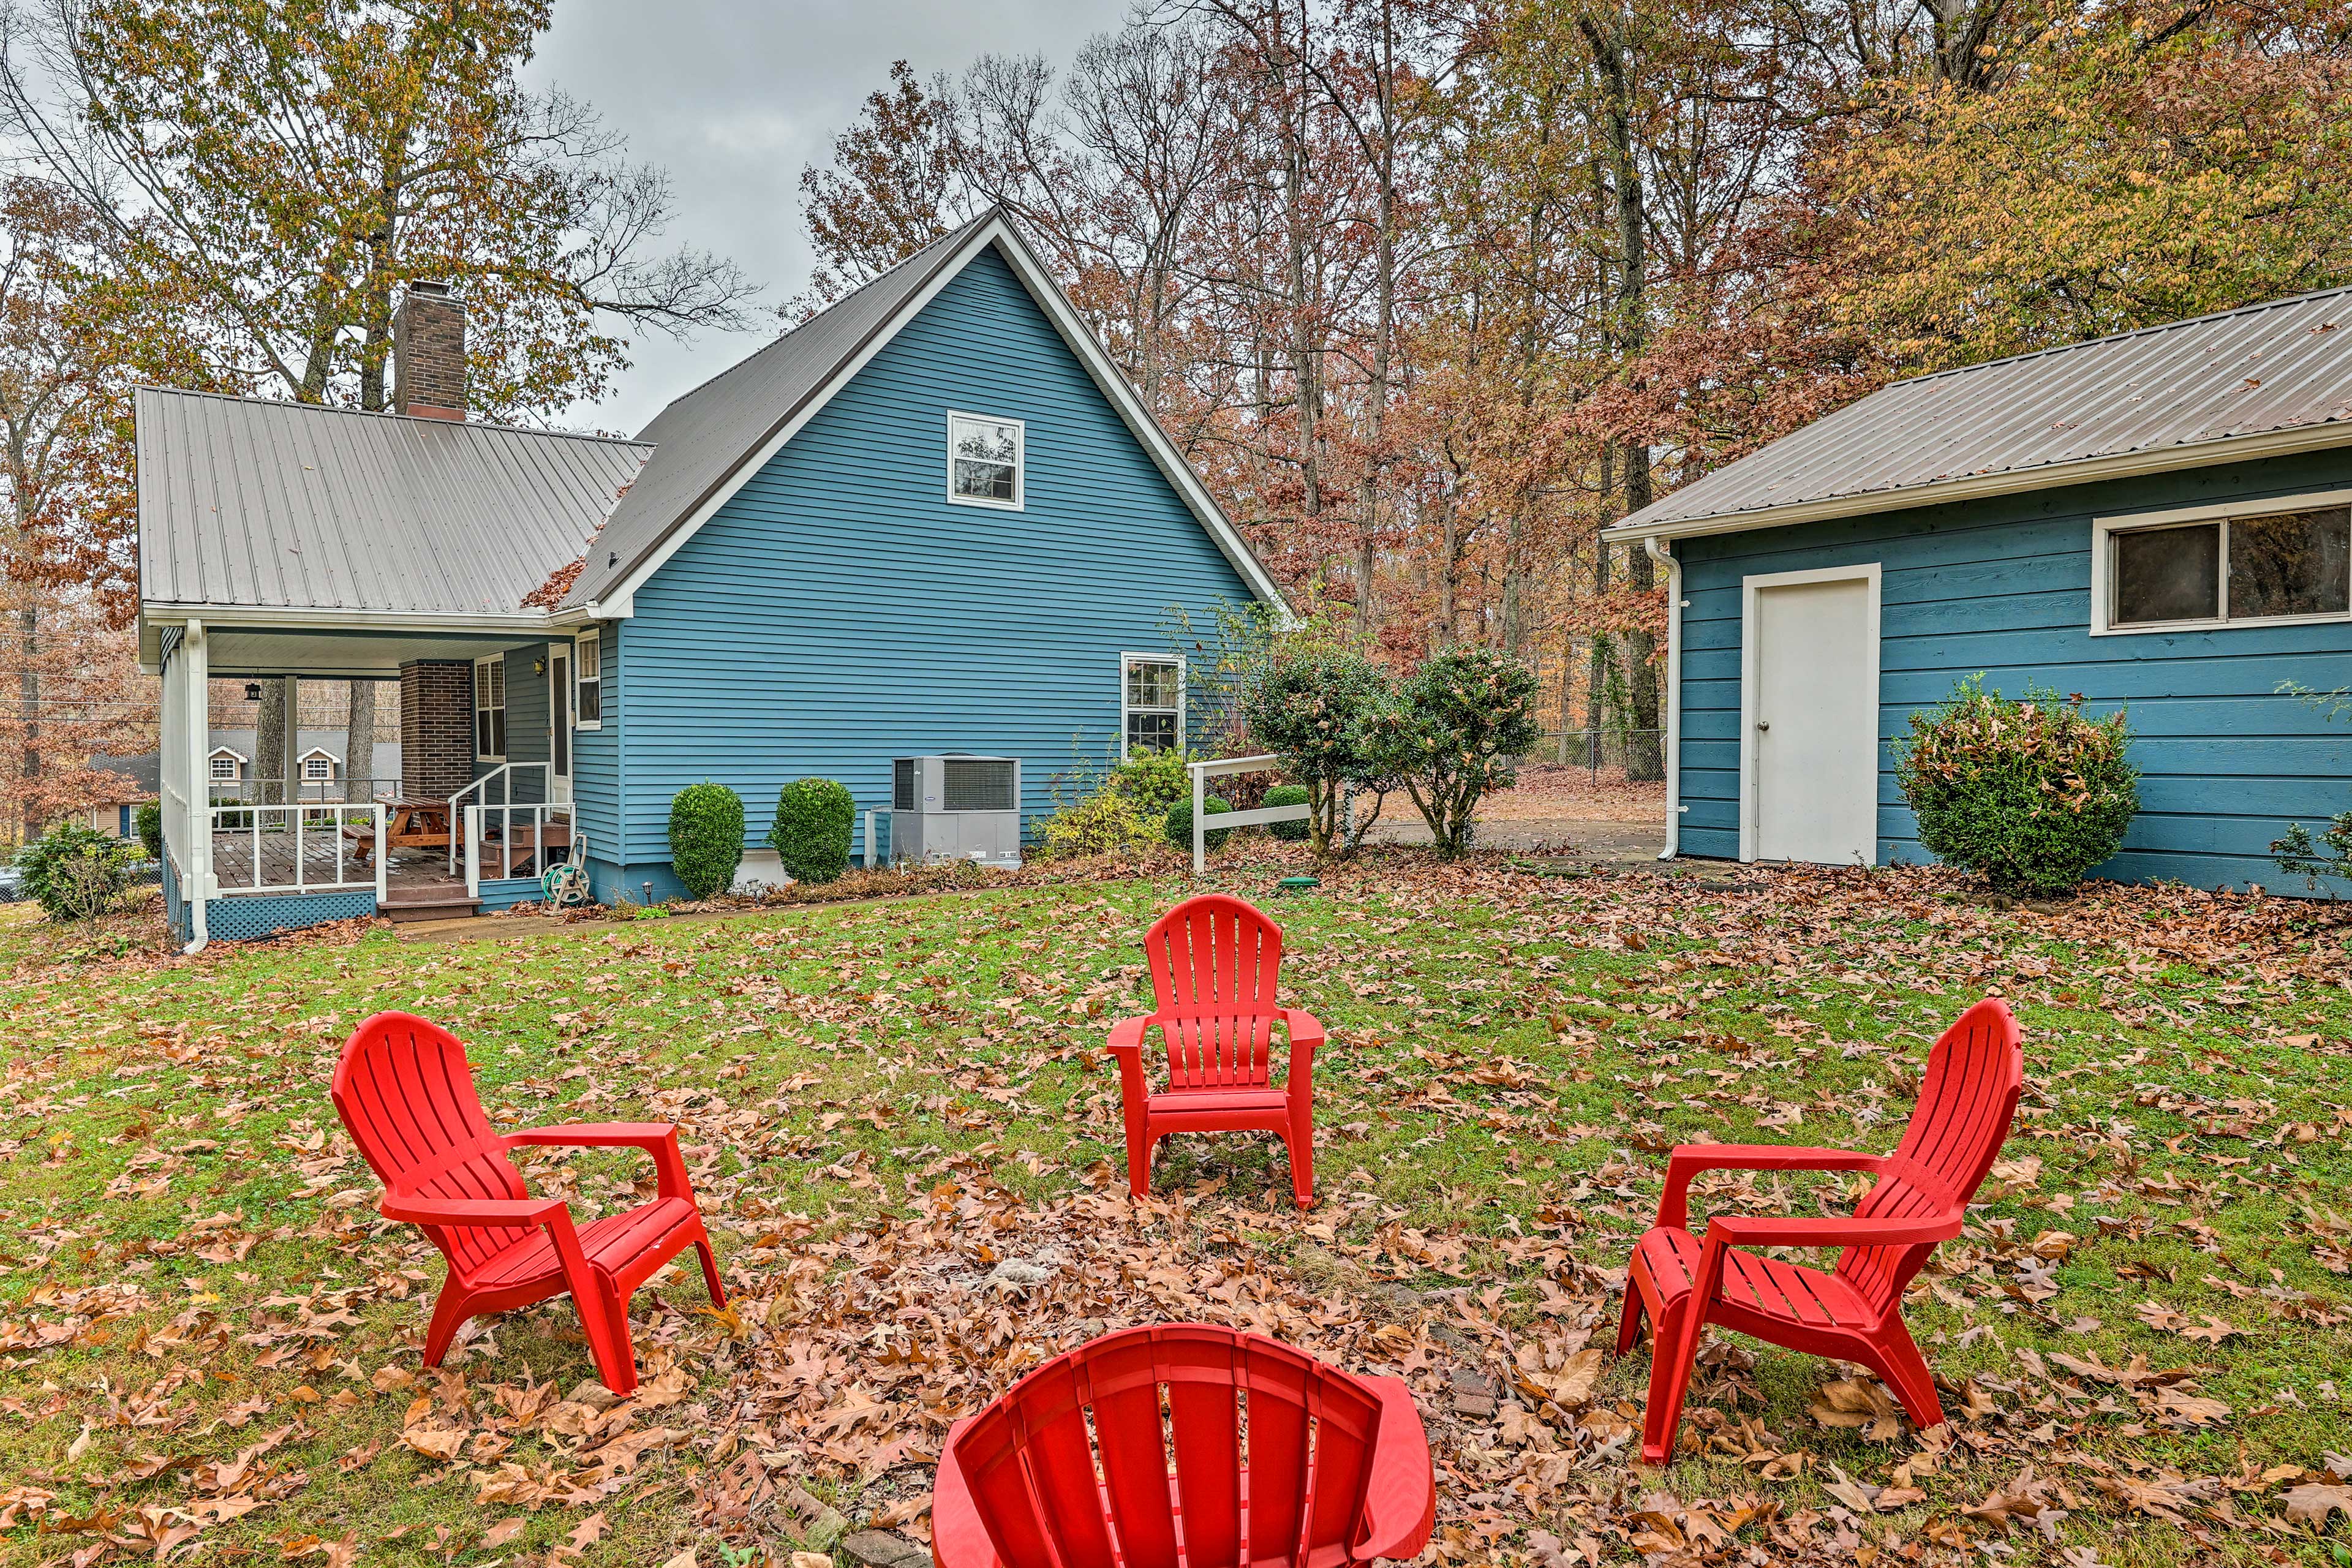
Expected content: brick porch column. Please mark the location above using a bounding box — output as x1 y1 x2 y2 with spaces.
399 660 475 801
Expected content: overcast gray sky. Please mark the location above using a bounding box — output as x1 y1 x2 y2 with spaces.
524 0 1126 436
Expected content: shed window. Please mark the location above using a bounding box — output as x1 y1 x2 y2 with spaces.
1122 654 1182 757
948 412 1022 508
474 657 507 760
209 754 238 781
2110 506 2351 628
302 754 334 781
575 630 602 727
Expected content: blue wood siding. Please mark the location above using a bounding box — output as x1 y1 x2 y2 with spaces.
573 625 620 870
1675 448 2352 892
599 244 1260 890
496 646 549 803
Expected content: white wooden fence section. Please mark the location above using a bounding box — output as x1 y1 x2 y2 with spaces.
1187 754 1311 875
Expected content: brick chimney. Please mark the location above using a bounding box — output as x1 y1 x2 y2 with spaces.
393 279 466 420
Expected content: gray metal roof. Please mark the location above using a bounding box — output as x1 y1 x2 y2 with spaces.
1612 285 2352 538
559 213 995 609
137 388 649 614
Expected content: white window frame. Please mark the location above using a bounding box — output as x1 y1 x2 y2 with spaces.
1120 652 1185 760
473 655 507 761
946 411 1024 511
299 749 336 782
573 630 602 729
2092 486 2352 636
208 749 243 782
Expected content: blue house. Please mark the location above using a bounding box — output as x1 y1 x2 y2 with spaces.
1609 287 2352 892
136 212 1286 944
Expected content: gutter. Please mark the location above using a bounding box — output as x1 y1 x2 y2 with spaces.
1604 419 2352 546
1644 538 1683 861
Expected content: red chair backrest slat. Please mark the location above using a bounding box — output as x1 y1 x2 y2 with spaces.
1839 997 2023 1310
331 1012 533 1281
951 1324 1386 1568
1144 895 1283 1091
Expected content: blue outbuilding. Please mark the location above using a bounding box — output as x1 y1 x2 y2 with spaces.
135 211 1286 943
1610 288 2352 892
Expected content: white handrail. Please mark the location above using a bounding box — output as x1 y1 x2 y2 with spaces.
203 801 384 896
1187 755 1311 875
464 801 574 899
448 761 549 873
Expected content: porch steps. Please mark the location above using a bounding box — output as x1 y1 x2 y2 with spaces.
380 889 482 925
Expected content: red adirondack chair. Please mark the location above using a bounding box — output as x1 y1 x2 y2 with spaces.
932 1323 1434 1568
330 1011 724 1397
1616 997 2022 1464
1109 894 1322 1208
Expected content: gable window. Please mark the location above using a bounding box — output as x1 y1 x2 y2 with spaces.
474 656 507 760
948 412 1022 508
301 753 334 782
1121 653 1182 757
575 630 602 728
209 753 239 782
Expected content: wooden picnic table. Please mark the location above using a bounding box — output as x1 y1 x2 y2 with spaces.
347 799 453 866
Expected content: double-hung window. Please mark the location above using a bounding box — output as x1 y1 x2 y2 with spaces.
1121 653 1183 756
301 753 334 782
948 412 1022 508
474 656 507 760
209 753 238 782
2097 494 2352 633
575 630 602 727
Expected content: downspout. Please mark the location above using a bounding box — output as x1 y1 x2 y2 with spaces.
183 618 210 953
1643 537 1683 861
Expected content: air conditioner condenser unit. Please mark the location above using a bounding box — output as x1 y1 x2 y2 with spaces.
890 755 1023 869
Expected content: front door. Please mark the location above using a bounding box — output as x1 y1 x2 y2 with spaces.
1748 569 1878 865
548 644 573 804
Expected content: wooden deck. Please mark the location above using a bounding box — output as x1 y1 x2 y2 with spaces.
208 834 554 897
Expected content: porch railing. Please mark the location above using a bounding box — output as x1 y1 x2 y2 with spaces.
205 801 386 900
463 801 576 899
449 762 550 874
214 775 402 807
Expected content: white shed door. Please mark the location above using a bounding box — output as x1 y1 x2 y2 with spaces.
1751 574 1877 865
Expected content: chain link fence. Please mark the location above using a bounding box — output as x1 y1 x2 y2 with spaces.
1521 729 1667 783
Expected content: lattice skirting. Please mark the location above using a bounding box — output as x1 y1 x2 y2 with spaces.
205 890 377 942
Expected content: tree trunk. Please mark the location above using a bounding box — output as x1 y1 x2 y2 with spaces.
1582 11 1664 783
256 677 288 806
345 679 376 799
1352 0 1397 644
17 603 36 843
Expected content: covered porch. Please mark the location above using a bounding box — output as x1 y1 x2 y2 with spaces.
156 617 585 945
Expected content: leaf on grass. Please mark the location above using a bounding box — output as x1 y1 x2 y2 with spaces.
2283 1483 2352 1527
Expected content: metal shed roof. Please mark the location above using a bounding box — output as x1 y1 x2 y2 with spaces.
137 388 649 616
1610 286 2352 540
557 213 993 610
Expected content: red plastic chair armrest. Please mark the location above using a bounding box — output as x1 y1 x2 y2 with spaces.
1706 1213 1962 1249
1106 1015 1152 1054
505 1120 679 1148
1281 1008 1322 1093
929 1417 1001 1568
1657 1144 1887 1229
505 1121 691 1199
1354 1375 1436 1562
380 1194 568 1228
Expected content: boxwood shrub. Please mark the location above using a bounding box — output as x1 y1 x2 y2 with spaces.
134 802 162 859
668 782 746 899
1262 784 1310 842
1893 676 2138 896
1163 794 1233 851
770 778 855 884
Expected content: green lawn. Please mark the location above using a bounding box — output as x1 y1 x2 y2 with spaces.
2 854 2349 1566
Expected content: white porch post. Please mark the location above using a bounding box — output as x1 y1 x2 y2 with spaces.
1191 758 1207 877
182 620 211 950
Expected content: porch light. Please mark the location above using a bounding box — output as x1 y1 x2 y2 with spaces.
533 657 546 676
243 682 261 701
